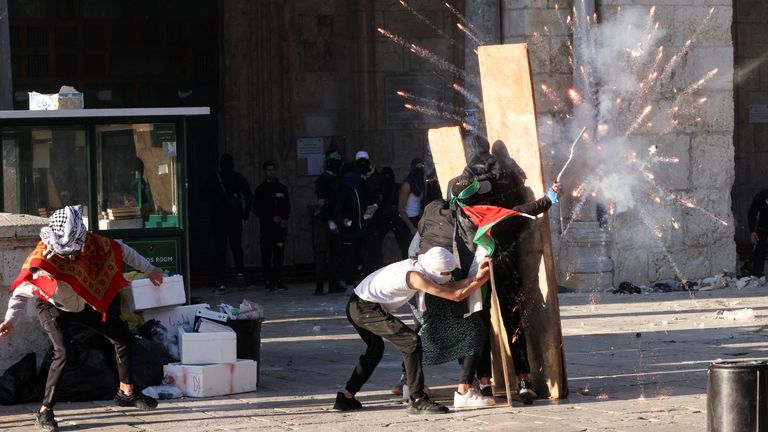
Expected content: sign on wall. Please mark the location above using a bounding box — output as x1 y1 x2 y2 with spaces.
296 137 325 176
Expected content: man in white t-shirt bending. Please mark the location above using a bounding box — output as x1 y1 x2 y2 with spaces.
333 247 490 414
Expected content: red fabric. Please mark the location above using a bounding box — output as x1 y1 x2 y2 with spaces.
10 233 129 319
461 205 528 229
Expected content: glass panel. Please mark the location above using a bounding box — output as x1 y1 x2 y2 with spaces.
0 126 89 226
95 123 179 230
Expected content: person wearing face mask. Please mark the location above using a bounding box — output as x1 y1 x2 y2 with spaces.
0 206 164 432
407 163 562 407
355 151 389 274
395 158 427 258
313 149 345 295
333 247 491 414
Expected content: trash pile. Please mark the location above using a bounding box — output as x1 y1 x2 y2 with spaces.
612 273 767 295
0 273 264 404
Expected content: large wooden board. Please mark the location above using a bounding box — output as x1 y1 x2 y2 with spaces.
478 43 568 399
427 126 466 198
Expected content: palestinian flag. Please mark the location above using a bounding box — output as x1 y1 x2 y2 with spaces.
461 205 535 256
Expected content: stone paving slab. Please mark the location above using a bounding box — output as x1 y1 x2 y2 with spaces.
2 283 768 431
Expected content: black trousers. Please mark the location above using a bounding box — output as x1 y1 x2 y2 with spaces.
345 295 425 398
36 300 133 409
752 226 768 277
476 287 530 379
312 217 338 285
260 222 286 284
339 231 363 285
214 218 244 284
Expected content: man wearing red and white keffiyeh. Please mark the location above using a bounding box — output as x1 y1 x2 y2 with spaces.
0 205 164 432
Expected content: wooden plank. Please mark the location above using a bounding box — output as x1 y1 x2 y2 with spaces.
489 263 514 406
427 126 466 198
478 43 568 399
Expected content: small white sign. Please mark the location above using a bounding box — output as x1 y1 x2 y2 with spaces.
297 137 325 176
749 104 768 123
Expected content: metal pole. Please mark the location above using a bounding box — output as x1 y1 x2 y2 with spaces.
0 0 12 110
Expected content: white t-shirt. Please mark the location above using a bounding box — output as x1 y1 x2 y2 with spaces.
354 258 423 312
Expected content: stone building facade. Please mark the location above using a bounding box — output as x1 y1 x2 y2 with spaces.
1 0 747 289
216 0 738 289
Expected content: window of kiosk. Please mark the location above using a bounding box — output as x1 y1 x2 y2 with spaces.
1 126 89 226
95 123 179 230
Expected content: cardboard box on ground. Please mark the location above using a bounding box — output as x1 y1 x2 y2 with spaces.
122 279 263 398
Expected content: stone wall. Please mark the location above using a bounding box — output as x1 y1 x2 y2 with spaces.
0 214 49 373
602 0 736 285
733 0 768 250
493 1 735 288
219 0 466 268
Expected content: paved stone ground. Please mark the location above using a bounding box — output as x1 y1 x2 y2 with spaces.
2 283 767 431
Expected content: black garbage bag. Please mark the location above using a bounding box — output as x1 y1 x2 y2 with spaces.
0 353 41 404
131 338 174 390
38 324 119 402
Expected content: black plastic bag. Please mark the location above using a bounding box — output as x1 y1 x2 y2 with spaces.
38 324 119 402
131 338 174 390
0 353 41 404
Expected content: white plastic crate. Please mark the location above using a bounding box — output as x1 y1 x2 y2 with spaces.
163 359 257 397
178 326 237 365
125 274 186 311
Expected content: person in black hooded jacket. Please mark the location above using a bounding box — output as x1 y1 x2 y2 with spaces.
253 161 291 291
206 153 252 294
335 163 368 290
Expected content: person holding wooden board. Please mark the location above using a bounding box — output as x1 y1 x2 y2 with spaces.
333 246 490 414
408 160 561 406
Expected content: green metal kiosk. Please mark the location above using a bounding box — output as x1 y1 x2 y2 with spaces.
0 107 210 297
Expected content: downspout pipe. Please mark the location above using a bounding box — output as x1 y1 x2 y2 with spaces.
0 0 13 110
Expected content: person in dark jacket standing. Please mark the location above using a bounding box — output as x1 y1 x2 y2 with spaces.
748 189 768 277
207 153 252 294
335 163 368 292
254 161 291 291
314 149 344 295
356 151 388 274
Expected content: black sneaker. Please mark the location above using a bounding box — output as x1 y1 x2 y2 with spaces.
479 385 493 397
518 380 537 405
34 408 58 432
333 392 362 411
115 390 158 410
406 395 449 414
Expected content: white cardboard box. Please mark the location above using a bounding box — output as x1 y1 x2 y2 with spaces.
178 327 236 365
163 359 257 397
126 275 186 311
142 303 210 330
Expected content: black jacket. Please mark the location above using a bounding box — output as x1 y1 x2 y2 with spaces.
315 171 341 222
206 169 252 221
254 179 291 222
748 189 768 233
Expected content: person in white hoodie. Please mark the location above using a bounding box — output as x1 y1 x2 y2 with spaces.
0 206 164 432
332 246 490 414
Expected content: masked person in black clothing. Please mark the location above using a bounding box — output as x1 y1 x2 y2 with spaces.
335 163 368 292
314 149 344 295
207 153 252 294
356 151 388 274
748 189 768 277
254 161 291 291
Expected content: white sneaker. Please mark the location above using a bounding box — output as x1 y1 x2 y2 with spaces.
453 388 495 408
